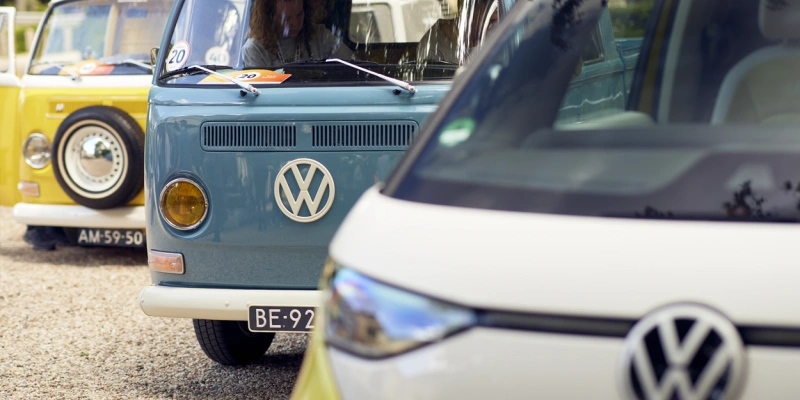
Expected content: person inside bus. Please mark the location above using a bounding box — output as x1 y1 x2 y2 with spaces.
242 0 353 67
417 0 499 65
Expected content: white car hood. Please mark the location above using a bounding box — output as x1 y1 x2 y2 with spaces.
330 187 800 327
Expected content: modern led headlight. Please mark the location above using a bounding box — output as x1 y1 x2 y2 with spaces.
323 265 476 358
159 178 208 230
22 133 51 169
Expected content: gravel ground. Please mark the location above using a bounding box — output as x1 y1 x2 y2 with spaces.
0 207 307 399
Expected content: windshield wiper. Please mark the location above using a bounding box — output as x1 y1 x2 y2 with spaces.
32 61 81 81
277 59 380 67
106 59 153 71
326 58 416 94
159 64 260 97
159 64 231 81
404 59 460 66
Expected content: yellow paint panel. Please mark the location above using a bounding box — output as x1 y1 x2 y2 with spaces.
18 86 149 206
48 98 149 117
0 84 20 206
290 330 341 400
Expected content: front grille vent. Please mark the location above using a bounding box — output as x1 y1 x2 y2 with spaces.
312 122 418 148
202 123 297 150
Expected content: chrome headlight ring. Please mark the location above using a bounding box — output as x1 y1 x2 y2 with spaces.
158 177 209 231
22 133 51 169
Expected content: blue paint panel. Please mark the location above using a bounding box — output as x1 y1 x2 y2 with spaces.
145 85 447 289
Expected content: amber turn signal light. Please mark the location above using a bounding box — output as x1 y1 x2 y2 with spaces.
148 250 185 274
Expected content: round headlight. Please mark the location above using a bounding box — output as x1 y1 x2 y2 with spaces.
159 178 208 230
22 133 51 169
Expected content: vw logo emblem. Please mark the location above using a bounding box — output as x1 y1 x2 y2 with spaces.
274 158 335 223
619 304 745 400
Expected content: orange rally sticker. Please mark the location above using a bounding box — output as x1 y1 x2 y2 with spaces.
198 70 291 85
59 60 115 76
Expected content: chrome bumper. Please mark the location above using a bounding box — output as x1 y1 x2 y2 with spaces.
13 203 145 229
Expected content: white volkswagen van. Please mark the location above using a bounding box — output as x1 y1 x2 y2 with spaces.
293 0 800 398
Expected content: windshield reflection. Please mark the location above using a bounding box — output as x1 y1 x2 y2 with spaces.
161 0 504 84
30 0 172 76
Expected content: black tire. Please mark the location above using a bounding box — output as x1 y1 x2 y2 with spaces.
193 319 276 365
51 106 144 209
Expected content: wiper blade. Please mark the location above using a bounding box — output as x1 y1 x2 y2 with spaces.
160 65 259 97
273 58 380 67
326 58 416 94
105 59 153 71
405 59 460 66
159 64 233 81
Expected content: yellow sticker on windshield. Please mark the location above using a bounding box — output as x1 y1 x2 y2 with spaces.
198 70 292 85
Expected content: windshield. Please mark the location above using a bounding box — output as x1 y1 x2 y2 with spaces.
159 0 502 85
30 0 173 76
389 0 800 222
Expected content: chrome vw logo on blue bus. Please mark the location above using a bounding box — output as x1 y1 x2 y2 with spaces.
274 158 336 223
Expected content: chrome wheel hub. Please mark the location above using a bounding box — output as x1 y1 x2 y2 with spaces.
79 136 114 177
63 125 125 193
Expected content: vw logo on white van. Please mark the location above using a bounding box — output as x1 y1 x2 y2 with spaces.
619 304 745 400
274 158 336 223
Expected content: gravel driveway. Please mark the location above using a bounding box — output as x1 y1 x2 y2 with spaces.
0 207 307 399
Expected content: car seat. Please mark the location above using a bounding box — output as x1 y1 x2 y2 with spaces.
711 0 800 124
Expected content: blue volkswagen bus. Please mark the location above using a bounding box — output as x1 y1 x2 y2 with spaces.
138 0 507 364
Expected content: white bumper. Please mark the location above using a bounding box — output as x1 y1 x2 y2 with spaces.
12 203 145 229
138 285 322 321
327 328 800 399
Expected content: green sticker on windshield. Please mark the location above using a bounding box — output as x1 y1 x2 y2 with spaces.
438 118 475 147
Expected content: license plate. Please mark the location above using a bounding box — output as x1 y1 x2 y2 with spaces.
76 228 146 248
248 306 316 333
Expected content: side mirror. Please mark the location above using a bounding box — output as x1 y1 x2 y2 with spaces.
572 56 583 79
150 47 159 67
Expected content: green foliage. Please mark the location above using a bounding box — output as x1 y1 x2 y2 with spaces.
609 0 655 39
0 0 48 11
15 25 25 53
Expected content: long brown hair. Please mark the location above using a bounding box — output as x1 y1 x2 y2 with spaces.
249 0 327 54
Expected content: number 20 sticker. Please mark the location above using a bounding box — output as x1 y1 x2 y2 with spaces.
236 72 261 80
166 41 190 72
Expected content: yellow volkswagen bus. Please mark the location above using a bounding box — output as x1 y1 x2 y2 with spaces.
0 0 172 250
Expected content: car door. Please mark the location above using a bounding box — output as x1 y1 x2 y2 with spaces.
0 7 21 206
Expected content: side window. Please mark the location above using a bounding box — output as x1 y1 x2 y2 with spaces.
0 14 8 73
349 6 392 43
349 0 439 44
555 3 652 128
114 2 174 59
581 26 604 66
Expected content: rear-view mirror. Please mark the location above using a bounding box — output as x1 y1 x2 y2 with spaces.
150 47 159 67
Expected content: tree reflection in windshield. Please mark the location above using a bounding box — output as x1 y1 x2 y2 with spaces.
551 0 586 51
724 181 770 219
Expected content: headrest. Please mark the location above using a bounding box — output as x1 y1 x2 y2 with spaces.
760 0 800 41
